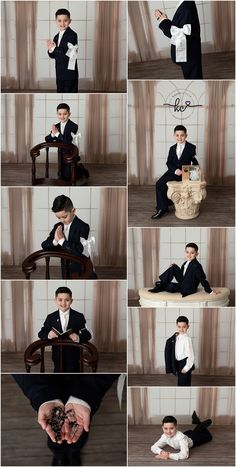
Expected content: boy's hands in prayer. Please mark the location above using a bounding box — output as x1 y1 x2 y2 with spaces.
51 124 58 135
64 403 90 444
54 225 64 242
154 9 168 21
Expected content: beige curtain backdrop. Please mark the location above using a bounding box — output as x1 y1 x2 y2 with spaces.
84 94 108 162
1 282 33 352
97 188 126 267
1 1 38 90
129 228 160 300
197 388 234 425
1 188 33 266
92 281 125 352
93 1 123 91
204 81 232 185
212 1 235 52
129 388 235 425
129 81 157 185
207 228 227 286
128 1 158 62
129 308 157 374
199 309 234 376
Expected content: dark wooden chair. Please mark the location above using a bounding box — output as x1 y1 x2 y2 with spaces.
22 250 97 279
24 339 99 373
30 141 87 186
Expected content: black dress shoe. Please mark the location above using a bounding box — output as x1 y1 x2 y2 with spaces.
52 457 70 466
192 410 201 425
151 209 168 219
148 281 165 293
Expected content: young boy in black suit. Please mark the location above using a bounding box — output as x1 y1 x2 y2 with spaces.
151 414 212 460
149 242 218 297
47 8 78 92
13 374 119 466
38 286 92 372
151 125 198 219
41 194 96 279
155 1 203 79
165 316 194 386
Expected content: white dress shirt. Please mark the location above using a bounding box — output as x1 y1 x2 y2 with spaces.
151 430 193 460
59 308 70 332
175 333 195 372
183 260 190 276
176 142 186 159
53 218 74 247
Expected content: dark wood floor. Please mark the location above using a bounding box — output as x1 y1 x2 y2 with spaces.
2 352 127 374
1 265 126 280
128 425 234 466
128 185 235 227
1 374 127 466
128 374 235 387
1 163 127 187
128 51 235 80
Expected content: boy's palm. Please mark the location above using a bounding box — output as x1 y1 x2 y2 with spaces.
64 403 90 443
38 402 65 443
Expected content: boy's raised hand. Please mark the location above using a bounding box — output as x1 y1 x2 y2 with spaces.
51 124 58 135
64 403 90 444
154 9 168 21
46 39 56 50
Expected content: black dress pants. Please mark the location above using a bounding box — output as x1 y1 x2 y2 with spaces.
180 60 203 79
159 264 182 292
155 172 181 210
184 427 212 446
175 358 192 386
56 79 78 93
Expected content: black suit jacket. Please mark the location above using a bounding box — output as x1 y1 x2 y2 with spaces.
48 27 78 80
13 375 119 414
159 1 202 65
45 120 78 145
165 333 195 375
38 308 91 342
166 141 198 175
179 258 212 296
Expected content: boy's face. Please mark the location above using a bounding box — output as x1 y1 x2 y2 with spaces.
176 321 189 334
174 130 187 144
55 293 73 312
55 208 75 225
185 246 198 261
162 422 177 438
56 14 71 31
57 109 70 123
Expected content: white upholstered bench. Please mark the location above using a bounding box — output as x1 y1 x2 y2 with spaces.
139 287 230 307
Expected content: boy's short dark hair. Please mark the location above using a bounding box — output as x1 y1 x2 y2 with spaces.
176 316 189 325
55 287 72 297
174 125 187 134
185 242 198 252
162 416 177 425
57 103 70 112
52 195 74 213
55 9 70 18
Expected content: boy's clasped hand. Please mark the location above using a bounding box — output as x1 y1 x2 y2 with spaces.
38 402 90 444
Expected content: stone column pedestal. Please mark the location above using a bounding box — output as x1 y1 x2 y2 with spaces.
167 180 207 220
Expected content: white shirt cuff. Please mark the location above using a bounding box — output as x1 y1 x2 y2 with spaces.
53 131 60 138
49 46 56 53
58 238 65 246
210 291 214 294
39 399 64 410
65 396 91 411
53 239 58 246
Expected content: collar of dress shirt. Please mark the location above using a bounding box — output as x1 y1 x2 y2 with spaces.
177 142 186 149
177 332 188 339
59 308 70 317
63 217 74 231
